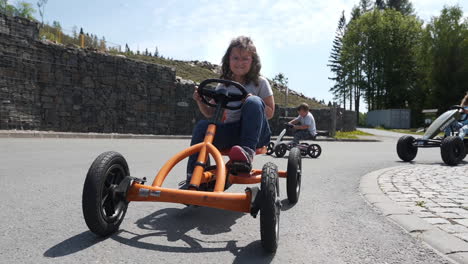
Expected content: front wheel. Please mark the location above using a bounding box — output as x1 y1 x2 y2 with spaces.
275 143 287 158
287 148 302 203
441 136 465 166
82 151 130 237
307 144 322 158
396 136 418 162
260 162 280 253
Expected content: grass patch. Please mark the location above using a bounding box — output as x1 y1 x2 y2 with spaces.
334 130 374 139
374 126 424 135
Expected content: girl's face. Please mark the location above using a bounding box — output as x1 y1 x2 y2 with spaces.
229 47 252 80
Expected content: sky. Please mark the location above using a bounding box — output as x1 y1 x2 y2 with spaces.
11 0 467 110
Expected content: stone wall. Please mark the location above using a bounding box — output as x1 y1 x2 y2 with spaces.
0 14 356 135
1 14 177 134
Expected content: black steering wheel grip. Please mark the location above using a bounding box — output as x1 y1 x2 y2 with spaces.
197 79 248 110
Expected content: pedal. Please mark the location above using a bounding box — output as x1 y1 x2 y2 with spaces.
228 162 252 175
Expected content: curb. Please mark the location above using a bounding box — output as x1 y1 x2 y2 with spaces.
0 130 380 142
360 167 468 264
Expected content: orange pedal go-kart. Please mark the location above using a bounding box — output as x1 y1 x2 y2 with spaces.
81 79 302 253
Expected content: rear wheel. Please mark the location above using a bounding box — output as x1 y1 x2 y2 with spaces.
82 151 129 237
463 139 468 160
307 144 322 158
396 136 418 162
441 136 465 166
260 162 280 253
287 148 302 203
266 142 275 155
275 143 287 158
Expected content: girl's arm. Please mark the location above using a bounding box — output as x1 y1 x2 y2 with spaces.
197 101 215 118
263 95 275 120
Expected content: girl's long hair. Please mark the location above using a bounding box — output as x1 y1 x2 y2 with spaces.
461 92 468 106
220 36 261 86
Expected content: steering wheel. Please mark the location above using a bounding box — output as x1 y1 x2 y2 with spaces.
197 79 248 110
449 105 463 110
285 123 294 129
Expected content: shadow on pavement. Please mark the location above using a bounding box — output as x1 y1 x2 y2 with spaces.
43 231 104 258
396 160 468 166
44 206 276 262
280 198 297 211
112 206 274 262
231 240 275 264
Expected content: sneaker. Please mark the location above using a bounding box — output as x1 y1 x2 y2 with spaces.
228 145 254 164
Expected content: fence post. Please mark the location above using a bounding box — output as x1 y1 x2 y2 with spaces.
330 106 337 137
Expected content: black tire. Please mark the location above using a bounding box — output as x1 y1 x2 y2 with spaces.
299 143 309 156
463 140 468 160
260 162 280 253
307 144 322 158
275 143 287 158
441 136 465 166
396 135 418 162
266 142 275 155
287 148 302 203
82 151 130 237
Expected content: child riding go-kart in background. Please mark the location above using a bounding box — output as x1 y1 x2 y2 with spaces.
444 93 468 139
181 36 275 189
288 103 317 145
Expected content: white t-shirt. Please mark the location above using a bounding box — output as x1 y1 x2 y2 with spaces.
293 112 317 136
216 76 273 123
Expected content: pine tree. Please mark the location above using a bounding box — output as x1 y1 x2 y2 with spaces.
386 0 414 16
154 46 159 57
125 43 131 55
328 11 348 109
375 0 385 10
360 0 372 13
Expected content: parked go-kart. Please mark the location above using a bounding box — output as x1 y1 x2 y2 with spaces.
266 123 321 158
397 105 467 166
82 79 303 253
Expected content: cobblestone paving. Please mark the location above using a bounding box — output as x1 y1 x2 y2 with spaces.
379 165 468 242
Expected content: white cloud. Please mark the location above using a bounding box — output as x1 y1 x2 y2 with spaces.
141 0 356 62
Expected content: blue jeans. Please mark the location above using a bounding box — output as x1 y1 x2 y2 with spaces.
186 96 271 174
292 130 314 144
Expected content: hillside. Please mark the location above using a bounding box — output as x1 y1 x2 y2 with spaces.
124 54 326 109
36 22 326 109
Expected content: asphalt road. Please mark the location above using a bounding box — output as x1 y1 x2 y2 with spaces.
0 130 453 263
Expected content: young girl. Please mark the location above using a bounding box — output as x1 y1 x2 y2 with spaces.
181 36 275 189
445 93 468 139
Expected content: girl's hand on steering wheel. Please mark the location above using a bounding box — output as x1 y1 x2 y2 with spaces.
193 86 202 103
242 93 253 103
